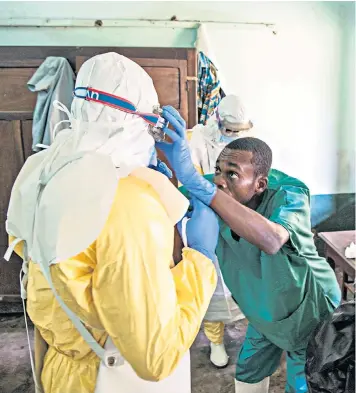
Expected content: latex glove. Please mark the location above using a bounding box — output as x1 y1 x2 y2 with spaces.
148 158 173 179
177 197 219 261
156 106 217 205
148 148 173 178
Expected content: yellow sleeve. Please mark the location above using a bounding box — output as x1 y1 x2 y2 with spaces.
8 235 24 258
93 177 217 381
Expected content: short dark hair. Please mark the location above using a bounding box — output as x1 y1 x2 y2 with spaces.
225 137 272 177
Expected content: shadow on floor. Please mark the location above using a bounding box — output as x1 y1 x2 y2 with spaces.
0 314 286 393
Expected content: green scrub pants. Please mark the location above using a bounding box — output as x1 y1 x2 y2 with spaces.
236 324 308 393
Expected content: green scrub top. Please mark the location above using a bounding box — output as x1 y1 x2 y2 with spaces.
179 169 341 352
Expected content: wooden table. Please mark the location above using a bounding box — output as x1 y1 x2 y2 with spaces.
319 231 356 300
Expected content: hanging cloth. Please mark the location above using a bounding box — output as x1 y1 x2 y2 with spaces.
197 52 223 125
28 57 75 151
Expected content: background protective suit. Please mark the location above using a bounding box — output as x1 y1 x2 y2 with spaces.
190 94 253 175
6 52 218 393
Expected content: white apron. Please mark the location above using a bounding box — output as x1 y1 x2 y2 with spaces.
95 338 191 393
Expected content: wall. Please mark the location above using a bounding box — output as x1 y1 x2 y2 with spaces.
0 1 354 197
198 3 355 196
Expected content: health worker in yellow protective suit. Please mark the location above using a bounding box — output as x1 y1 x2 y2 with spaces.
5 52 219 393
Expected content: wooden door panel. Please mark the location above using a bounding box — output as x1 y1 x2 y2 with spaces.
0 121 24 247
143 66 180 108
0 120 28 298
21 120 34 161
0 68 37 113
0 120 25 297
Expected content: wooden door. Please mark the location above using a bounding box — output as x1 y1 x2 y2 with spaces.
0 64 36 299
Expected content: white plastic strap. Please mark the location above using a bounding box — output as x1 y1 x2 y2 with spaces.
181 217 189 248
4 238 29 299
22 296 40 390
17 242 40 390
20 260 29 300
52 101 72 142
3 237 23 261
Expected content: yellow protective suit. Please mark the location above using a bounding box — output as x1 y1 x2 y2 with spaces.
11 171 217 393
204 321 225 345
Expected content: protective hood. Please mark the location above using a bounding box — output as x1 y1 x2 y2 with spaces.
6 52 160 266
217 94 251 127
200 94 252 147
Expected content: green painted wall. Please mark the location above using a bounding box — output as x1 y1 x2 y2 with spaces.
0 26 196 47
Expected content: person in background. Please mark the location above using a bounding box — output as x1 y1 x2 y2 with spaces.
5 53 219 393
156 107 341 393
187 95 253 368
190 94 253 175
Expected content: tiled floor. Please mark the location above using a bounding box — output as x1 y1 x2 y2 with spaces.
0 313 286 393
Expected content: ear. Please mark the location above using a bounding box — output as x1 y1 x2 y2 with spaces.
255 175 268 195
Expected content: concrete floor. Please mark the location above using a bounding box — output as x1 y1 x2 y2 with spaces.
0 312 286 393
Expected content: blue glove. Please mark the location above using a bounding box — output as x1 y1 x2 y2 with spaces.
148 148 173 178
148 158 173 178
156 106 217 206
177 197 219 261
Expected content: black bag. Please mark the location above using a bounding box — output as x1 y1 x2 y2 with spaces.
305 301 355 393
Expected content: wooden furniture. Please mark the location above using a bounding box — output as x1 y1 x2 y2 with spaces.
0 46 197 301
319 231 356 300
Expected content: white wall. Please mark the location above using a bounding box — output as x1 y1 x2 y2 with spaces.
0 1 354 194
202 23 345 195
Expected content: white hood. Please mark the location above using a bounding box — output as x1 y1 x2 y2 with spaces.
70 52 158 171
6 52 160 266
218 94 250 126
200 94 251 146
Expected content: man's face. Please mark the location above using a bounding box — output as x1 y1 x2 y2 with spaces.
213 148 267 206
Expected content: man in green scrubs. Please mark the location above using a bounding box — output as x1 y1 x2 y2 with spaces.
158 106 341 393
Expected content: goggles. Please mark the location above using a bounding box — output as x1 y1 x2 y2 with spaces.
73 87 168 142
216 110 250 136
